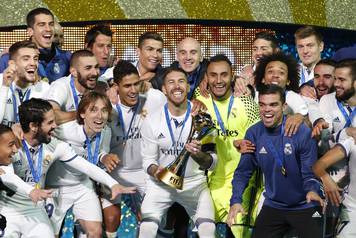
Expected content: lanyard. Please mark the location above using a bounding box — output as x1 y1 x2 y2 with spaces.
116 104 138 141
337 101 356 128
83 128 101 165
70 76 79 110
22 140 43 183
164 102 191 147
10 84 31 123
265 118 287 176
212 95 234 137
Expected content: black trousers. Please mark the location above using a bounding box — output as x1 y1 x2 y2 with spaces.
252 205 324 238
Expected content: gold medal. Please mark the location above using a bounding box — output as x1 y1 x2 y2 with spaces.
35 183 41 189
281 166 287 176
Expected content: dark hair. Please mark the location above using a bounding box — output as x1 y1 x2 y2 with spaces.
315 58 336 68
254 52 299 92
254 31 279 50
26 8 54 28
162 66 188 84
9 40 38 60
0 124 12 137
70 49 95 67
19 98 53 133
294 26 323 43
138 32 163 48
258 84 286 104
85 24 113 49
208 54 232 68
113 60 139 84
76 91 112 125
336 59 356 83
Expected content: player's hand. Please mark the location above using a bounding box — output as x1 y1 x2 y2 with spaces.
198 75 210 98
233 139 255 153
226 203 246 227
110 184 136 200
101 154 120 173
11 123 24 140
312 119 329 139
191 99 207 116
185 140 202 155
29 188 53 203
284 113 304 137
106 86 119 105
300 84 317 100
321 175 343 207
306 191 325 209
233 76 251 97
2 60 16 87
0 168 5 175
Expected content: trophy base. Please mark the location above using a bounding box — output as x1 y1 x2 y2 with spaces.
157 168 183 190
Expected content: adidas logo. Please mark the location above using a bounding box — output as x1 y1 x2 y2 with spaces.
259 146 267 154
312 211 322 218
333 117 341 123
69 104 75 110
6 98 12 104
158 133 165 139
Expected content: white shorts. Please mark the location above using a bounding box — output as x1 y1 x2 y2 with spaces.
338 196 356 238
101 169 147 209
141 176 215 224
49 183 102 234
3 206 54 238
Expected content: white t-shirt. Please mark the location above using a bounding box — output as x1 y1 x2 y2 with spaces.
46 74 80 112
110 88 166 173
0 138 116 212
338 137 356 206
140 102 217 183
299 63 315 86
318 92 356 142
46 121 111 187
98 67 114 83
0 74 50 127
303 96 323 124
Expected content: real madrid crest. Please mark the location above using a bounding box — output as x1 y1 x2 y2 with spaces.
43 155 52 166
284 143 293 155
140 108 148 118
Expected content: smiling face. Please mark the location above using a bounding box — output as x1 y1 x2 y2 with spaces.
176 38 202 74
0 131 18 165
334 67 355 102
314 63 335 99
252 39 275 65
207 60 232 100
89 33 112 68
136 39 163 73
296 35 323 68
13 47 39 83
27 13 54 49
259 93 285 128
117 73 140 107
35 109 57 144
80 98 109 135
162 70 189 107
72 56 100 91
263 61 289 89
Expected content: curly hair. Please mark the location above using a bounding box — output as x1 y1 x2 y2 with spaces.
254 52 300 92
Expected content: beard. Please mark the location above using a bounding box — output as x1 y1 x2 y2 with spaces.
35 128 52 144
336 87 355 102
77 72 96 90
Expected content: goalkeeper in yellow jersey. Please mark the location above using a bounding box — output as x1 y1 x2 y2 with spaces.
197 54 263 237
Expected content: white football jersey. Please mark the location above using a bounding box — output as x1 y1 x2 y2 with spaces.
141 102 215 182
299 63 315 86
46 75 80 112
46 120 111 187
0 74 49 127
110 88 166 173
